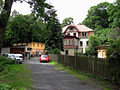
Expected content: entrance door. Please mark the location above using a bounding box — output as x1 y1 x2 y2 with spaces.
65 50 68 55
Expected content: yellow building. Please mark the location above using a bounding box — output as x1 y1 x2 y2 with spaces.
96 45 109 59
13 42 45 56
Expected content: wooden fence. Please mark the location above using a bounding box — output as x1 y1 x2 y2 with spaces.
49 54 120 84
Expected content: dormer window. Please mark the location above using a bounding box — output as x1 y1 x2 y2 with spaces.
69 27 74 30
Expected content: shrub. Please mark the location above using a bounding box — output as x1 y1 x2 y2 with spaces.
0 57 16 72
0 84 13 90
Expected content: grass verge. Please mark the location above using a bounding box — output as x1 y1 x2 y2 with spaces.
49 61 117 90
0 64 33 90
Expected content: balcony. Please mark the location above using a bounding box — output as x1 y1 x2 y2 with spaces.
81 36 88 38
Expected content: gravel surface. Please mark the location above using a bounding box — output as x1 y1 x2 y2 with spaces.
25 57 101 90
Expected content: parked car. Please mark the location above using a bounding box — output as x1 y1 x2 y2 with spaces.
14 54 23 64
1 53 23 64
8 54 16 60
39 55 50 62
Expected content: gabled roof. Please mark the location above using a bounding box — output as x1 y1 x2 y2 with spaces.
62 24 76 33
76 25 93 32
62 24 93 33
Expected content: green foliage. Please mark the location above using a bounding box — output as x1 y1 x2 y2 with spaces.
107 0 120 28
4 14 47 46
0 84 13 90
108 27 120 40
83 1 120 56
86 35 99 56
107 37 120 59
0 64 33 89
4 7 63 54
0 57 16 71
82 2 110 30
0 0 53 53
45 9 63 53
61 17 74 27
0 0 3 12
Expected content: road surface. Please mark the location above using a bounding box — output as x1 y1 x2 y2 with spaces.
25 57 101 90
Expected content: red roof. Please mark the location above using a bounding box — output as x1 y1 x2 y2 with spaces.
62 24 93 33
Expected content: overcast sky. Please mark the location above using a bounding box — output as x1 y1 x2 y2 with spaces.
12 0 115 24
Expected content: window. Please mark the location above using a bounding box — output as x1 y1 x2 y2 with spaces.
37 44 39 47
69 27 73 30
80 41 83 46
69 40 71 45
82 32 88 38
33 43 35 47
65 50 68 55
86 41 89 46
74 33 76 37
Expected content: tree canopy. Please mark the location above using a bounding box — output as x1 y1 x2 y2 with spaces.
61 17 74 27
3 7 63 54
82 2 110 30
0 0 64 54
83 0 120 58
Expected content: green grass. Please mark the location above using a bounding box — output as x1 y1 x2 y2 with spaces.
50 61 116 90
0 64 33 90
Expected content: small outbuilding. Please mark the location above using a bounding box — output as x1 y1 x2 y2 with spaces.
96 45 109 58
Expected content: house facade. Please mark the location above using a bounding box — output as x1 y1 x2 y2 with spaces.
62 24 94 55
63 36 79 56
13 42 45 56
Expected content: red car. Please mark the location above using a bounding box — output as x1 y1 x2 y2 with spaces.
39 55 50 62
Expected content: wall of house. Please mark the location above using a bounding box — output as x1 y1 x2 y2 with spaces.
88 31 94 37
13 42 45 56
78 39 88 53
10 48 25 54
31 42 45 56
64 48 75 56
1 48 10 55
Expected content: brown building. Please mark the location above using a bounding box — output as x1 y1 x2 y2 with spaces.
63 35 79 56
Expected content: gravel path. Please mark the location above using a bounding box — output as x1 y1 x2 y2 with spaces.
25 57 101 90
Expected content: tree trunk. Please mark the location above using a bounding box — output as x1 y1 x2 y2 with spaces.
0 0 14 55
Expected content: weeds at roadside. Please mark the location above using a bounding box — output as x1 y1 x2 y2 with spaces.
0 58 33 90
50 61 118 90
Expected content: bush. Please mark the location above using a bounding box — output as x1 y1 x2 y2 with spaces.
0 57 16 72
0 84 13 90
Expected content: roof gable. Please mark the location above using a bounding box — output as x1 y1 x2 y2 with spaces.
62 24 93 33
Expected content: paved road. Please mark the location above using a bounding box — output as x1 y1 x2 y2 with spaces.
25 57 101 90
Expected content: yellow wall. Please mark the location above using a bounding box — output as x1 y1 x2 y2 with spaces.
13 42 45 56
30 42 45 55
97 49 107 58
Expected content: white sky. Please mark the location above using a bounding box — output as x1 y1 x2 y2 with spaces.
12 0 115 24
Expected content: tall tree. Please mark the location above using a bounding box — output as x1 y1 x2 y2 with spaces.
82 2 110 30
61 17 74 27
45 9 63 54
4 14 48 46
107 0 120 28
0 0 14 54
0 0 52 54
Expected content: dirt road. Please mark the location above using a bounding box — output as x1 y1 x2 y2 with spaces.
25 57 101 90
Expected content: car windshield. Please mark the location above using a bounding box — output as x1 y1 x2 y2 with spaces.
41 55 48 58
9 55 15 57
15 56 22 58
